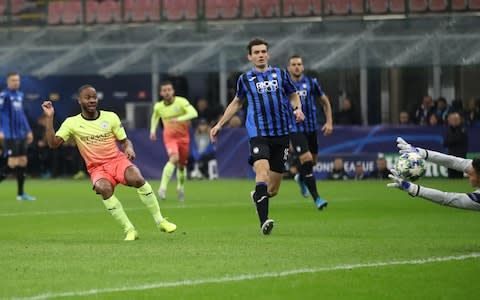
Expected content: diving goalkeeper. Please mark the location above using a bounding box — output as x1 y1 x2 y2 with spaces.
388 137 480 211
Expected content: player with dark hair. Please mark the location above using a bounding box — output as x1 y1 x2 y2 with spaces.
150 80 198 201
210 38 304 235
388 137 480 210
0 72 35 200
41 85 177 241
287 55 333 209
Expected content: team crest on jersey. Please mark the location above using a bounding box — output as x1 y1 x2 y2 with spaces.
272 73 277 79
303 83 307 89
100 121 109 129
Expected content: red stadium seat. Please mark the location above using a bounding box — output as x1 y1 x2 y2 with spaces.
324 0 350 15
10 0 26 14
409 0 428 12
389 0 406 12
0 0 4 15
429 0 448 11
451 0 467 10
470 0 480 9
87 0 122 24
283 0 322 16
62 0 82 25
163 0 197 21
124 0 160 22
205 0 240 19
368 0 388 13
350 0 364 13
47 1 63 25
242 0 281 18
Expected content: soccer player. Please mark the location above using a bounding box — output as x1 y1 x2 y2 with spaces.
287 55 333 209
149 81 198 201
210 38 304 235
0 72 36 201
388 137 480 210
41 85 177 241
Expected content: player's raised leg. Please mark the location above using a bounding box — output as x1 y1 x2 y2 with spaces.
125 165 177 233
95 178 137 241
158 142 179 199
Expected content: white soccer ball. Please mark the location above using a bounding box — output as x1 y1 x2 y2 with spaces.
395 152 426 181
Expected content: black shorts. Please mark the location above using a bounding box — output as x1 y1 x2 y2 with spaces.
3 139 28 157
290 132 318 155
248 136 289 173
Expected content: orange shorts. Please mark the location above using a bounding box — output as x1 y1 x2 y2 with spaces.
163 135 190 165
88 154 133 188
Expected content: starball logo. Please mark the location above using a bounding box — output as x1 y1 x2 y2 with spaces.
256 80 278 93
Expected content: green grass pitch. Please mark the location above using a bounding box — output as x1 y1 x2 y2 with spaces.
1 178 479 299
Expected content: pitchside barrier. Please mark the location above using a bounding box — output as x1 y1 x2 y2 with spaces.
126 125 480 179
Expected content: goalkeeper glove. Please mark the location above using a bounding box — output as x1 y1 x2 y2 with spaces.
387 169 420 196
396 137 427 159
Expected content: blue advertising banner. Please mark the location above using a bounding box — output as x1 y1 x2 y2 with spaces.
127 126 480 179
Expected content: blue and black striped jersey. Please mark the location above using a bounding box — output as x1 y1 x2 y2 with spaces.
236 66 297 138
289 75 325 133
0 88 31 139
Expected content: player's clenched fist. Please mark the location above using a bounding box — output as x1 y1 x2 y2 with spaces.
41 101 55 117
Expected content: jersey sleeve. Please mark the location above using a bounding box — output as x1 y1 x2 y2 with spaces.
111 112 127 141
176 98 198 121
417 186 480 211
281 69 297 96
312 78 325 97
235 74 246 99
55 118 73 142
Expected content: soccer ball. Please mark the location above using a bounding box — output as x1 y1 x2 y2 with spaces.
395 152 426 181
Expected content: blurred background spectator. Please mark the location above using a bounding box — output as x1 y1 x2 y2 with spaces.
328 158 349 180
370 157 390 179
189 119 217 180
353 162 367 180
399 111 412 125
335 98 361 125
415 95 435 125
444 112 468 178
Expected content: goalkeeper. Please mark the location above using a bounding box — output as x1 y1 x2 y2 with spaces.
388 137 480 211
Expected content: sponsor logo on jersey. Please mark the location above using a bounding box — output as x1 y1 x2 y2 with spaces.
256 80 278 93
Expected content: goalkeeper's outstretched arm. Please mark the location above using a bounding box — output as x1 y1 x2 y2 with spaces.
396 137 472 173
424 150 472 174
416 186 480 211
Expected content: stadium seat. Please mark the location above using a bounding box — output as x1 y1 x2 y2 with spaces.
429 0 448 11
409 0 428 12
282 0 322 17
205 0 240 19
62 0 82 25
10 0 26 14
47 1 63 25
470 0 480 9
368 0 388 13
389 0 406 12
0 0 4 15
324 0 350 15
451 0 467 10
87 0 122 24
163 0 197 21
242 0 281 18
124 0 160 22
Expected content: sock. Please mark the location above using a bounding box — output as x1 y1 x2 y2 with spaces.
160 162 176 190
137 182 164 224
16 167 26 195
300 161 319 200
176 167 186 190
253 182 269 226
103 195 135 233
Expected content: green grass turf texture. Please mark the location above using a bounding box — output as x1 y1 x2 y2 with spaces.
0 178 479 299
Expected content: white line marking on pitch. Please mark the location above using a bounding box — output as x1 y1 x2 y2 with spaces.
10 252 480 300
